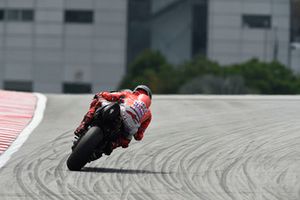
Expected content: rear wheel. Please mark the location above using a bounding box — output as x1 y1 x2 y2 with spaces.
67 127 103 171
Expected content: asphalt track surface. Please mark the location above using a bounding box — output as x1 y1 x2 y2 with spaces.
0 94 300 200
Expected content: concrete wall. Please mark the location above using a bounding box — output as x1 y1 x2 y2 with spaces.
291 49 300 74
0 0 127 93
208 0 290 66
151 0 295 71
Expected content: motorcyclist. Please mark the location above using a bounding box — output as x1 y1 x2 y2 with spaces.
74 85 152 156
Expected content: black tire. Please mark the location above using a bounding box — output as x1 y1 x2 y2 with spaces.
67 127 103 171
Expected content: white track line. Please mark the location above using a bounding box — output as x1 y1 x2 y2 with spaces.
0 93 47 169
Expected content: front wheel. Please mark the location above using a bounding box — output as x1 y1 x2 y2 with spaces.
67 127 103 171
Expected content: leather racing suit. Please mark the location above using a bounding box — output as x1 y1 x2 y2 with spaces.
75 90 152 151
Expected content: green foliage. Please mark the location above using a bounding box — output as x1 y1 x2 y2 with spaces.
127 49 166 76
223 59 300 94
119 50 178 93
178 56 221 78
179 74 248 94
119 50 300 94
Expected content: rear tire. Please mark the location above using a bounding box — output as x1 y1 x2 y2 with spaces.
67 127 103 171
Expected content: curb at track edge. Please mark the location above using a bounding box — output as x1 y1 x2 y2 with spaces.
0 93 47 169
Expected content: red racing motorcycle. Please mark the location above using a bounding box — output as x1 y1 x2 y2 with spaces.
66 102 122 171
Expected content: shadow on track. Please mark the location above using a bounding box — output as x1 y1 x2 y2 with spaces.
82 167 169 175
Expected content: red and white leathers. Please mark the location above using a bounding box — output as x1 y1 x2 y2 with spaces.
75 89 152 150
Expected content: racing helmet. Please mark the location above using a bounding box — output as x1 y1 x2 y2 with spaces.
134 85 152 99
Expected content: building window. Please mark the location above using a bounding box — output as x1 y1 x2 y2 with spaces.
0 10 4 21
4 80 33 92
5 9 34 22
22 10 34 21
64 10 94 24
242 14 271 29
192 1 208 57
6 10 19 21
63 82 91 94
291 0 300 42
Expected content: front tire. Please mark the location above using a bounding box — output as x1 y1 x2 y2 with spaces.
67 127 103 171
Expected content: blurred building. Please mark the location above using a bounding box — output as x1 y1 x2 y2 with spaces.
0 0 127 93
1 0 299 93
290 0 300 73
129 0 300 73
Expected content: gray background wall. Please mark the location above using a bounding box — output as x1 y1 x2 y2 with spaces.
0 0 127 93
151 0 295 70
0 0 299 93
208 0 290 66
